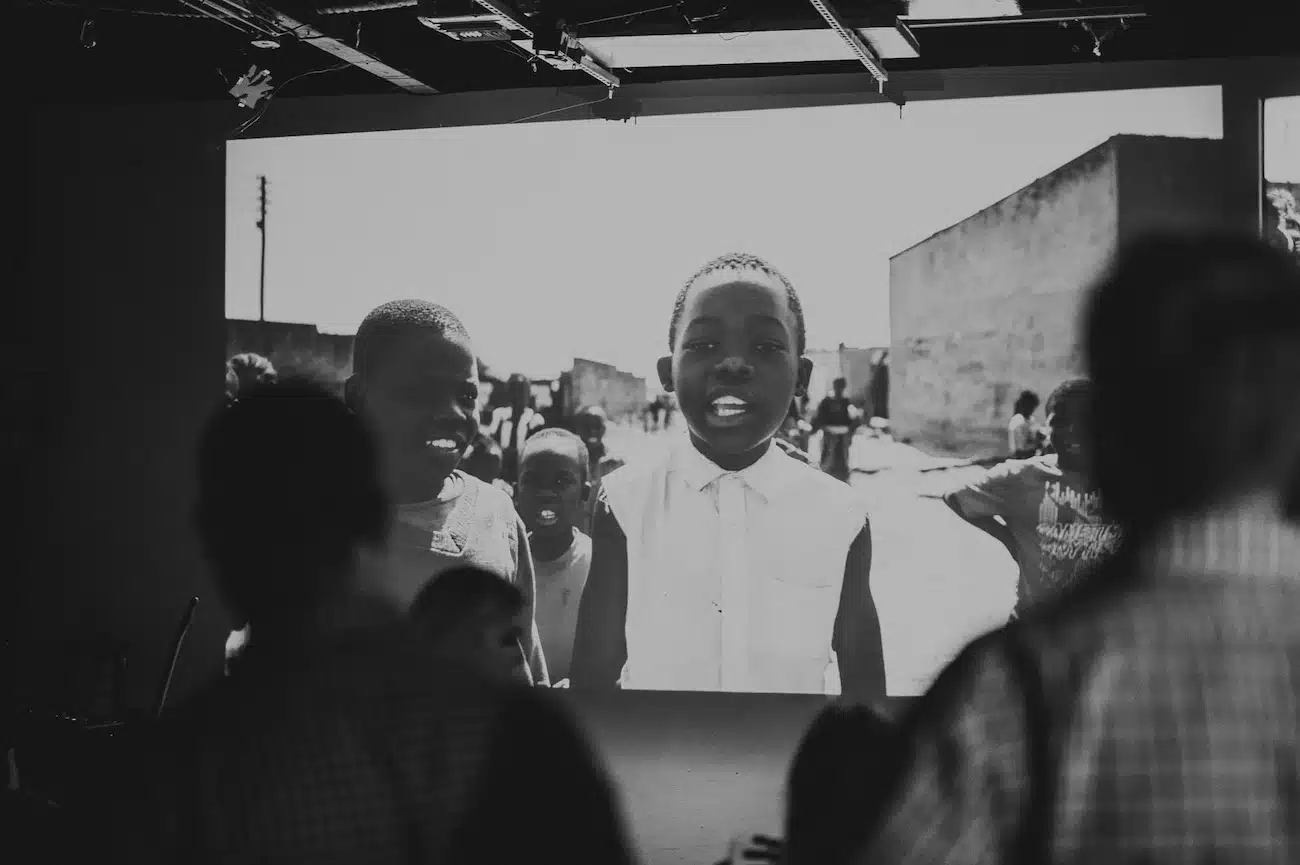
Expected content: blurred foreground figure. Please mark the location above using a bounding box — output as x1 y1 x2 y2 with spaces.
109 378 632 865
859 233 1300 865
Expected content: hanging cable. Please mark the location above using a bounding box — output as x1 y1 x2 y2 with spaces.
25 0 208 18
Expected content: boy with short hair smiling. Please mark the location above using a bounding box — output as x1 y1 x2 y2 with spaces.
570 253 886 700
345 299 547 684
515 428 594 685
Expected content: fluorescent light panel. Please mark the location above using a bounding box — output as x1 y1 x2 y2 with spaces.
517 27 920 69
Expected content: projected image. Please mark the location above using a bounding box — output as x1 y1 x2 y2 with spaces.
1264 96 1300 261
226 85 1222 696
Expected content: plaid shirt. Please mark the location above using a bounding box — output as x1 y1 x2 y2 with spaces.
858 504 1300 865
105 599 632 865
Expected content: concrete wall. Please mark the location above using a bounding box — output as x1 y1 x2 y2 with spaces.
805 346 887 411
570 357 648 421
888 135 1234 458
889 139 1118 456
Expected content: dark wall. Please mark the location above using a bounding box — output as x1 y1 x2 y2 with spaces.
16 58 1295 865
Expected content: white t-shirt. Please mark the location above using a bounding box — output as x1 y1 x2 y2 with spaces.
531 528 593 683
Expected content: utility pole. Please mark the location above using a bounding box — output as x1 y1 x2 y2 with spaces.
257 175 268 323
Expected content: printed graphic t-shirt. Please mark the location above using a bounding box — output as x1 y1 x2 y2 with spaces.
951 455 1122 613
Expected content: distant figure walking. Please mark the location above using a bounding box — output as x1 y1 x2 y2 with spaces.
1008 389 1042 459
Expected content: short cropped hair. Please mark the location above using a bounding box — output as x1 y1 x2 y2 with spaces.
411 567 524 641
669 253 807 355
521 427 590 481
195 376 389 622
1045 378 1092 420
352 299 470 382
1084 232 1300 533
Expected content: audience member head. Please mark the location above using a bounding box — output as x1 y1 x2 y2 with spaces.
194 376 389 629
516 428 590 546
833 377 847 397
660 252 814 470
227 352 277 397
784 703 897 865
461 432 504 485
1043 378 1094 474
1084 232 1300 536
346 299 480 503
1013 389 1040 419
572 405 608 461
411 567 528 682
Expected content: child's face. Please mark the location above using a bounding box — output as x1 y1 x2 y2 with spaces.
659 276 811 465
516 442 589 538
356 331 480 490
572 413 607 460
1048 402 1091 469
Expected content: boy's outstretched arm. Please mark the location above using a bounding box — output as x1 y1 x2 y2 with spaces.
512 514 550 686
569 490 629 691
951 489 1019 564
833 519 887 703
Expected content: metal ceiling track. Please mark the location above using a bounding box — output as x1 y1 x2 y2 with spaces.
805 0 889 91
177 0 439 94
904 6 1147 29
469 0 621 93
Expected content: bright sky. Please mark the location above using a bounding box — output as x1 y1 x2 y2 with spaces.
227 85 1223 384
1265 95 1300 183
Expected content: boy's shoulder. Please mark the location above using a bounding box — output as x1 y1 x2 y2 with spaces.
458 472 518 520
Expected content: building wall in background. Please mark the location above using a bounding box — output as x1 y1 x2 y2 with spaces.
889 135 1229 458
570 357 648 421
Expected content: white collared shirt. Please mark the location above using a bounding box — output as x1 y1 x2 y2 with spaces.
601 435 871 694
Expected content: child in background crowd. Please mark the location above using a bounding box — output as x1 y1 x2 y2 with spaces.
487 374 546 486
571 406 625 534
943 378 1122 618
461 431 515 495
411 566 532 684
813 377 856 483
571 253 886 700
1008 389 1042 459
515 429 594 686
344 299 547 684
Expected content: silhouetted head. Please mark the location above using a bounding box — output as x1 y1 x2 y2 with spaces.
346 299 479 503
660 253 814 471
572 405 608 461
195 376 389 627
833 377 847 396
1084 232 1300 536
785 703 896 865
411 566 527 682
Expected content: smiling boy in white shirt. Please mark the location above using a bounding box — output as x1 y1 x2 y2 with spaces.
569 253 886 700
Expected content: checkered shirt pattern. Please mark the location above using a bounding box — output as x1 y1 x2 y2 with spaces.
857 506 1300 865
109 614 577 865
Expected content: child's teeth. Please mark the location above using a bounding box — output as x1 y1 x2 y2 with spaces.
540 510 556 519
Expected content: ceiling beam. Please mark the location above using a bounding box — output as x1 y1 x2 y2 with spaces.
805 0 889 90
192 0 439 94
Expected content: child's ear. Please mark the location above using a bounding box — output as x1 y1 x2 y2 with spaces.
795 357 814 397
656 356 675 393
344 374 364 412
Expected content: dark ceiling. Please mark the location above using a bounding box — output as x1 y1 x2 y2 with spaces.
16 1 1300 108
